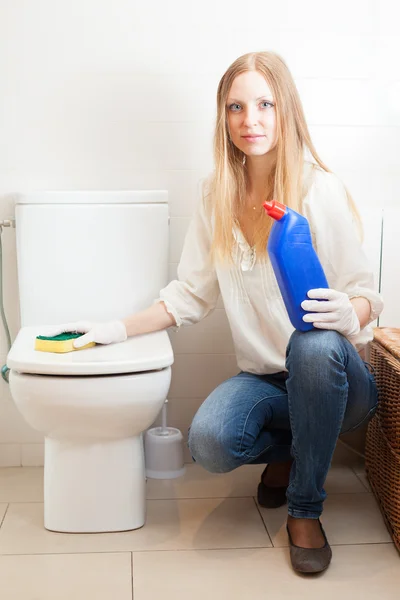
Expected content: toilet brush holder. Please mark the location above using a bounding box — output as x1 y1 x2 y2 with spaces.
144 400 186 479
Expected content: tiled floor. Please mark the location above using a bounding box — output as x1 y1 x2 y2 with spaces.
0 462 399 599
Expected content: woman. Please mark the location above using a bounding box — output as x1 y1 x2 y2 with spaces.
49 52 383 574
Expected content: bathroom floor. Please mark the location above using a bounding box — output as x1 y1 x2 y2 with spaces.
0 459 399 599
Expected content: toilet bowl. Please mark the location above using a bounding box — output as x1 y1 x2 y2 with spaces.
8 326 173 533
6 190 174 533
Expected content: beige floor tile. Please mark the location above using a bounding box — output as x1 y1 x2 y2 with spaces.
0 461 364 506
132 544 400 600
259 493 392 547
0 504 7 524
147 463 367 500
0 497 271 555
352 463 367 476
0 467 43 503
0 553 132 600
353 468 372 491
332 441 365 470
146 463 265 499
324 465 369 494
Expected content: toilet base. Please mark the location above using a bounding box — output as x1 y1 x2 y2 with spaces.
43 434 146 533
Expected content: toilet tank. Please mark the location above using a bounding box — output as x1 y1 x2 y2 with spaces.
15 191 169 326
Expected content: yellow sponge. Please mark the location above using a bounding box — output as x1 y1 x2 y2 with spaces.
35 333 95 353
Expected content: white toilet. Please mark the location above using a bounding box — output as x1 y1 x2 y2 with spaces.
6 191 174 534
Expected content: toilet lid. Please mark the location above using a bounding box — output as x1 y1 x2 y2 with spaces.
7 326 174 376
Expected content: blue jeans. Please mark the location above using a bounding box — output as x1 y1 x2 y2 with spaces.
187 330 379 519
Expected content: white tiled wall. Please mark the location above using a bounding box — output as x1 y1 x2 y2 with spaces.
0 0 399 466
378 207 400 328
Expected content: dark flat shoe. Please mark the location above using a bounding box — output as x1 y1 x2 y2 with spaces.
286 518 332 574
257 465 288 509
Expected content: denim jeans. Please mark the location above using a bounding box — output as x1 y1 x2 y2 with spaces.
187 329 379 519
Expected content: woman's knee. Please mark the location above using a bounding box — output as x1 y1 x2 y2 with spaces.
187 419 237 473
286 329 347 368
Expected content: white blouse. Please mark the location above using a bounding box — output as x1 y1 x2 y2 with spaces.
157 164 384 375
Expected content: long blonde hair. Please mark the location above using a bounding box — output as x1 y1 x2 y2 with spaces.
206 51 362 263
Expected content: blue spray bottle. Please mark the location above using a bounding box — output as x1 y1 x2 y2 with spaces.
263 199 329 332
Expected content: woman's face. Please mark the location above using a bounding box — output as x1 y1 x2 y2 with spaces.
226 70 277 158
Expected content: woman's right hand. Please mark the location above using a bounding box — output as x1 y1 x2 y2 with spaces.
42 320 128 348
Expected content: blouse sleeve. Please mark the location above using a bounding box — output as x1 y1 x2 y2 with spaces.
155 185 220 329
304 169 384 327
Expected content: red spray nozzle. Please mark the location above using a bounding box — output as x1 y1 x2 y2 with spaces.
263 200 286 221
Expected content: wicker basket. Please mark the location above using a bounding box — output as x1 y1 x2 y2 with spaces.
365 327 400 552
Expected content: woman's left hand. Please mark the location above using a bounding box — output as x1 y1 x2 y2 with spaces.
301 288 360 338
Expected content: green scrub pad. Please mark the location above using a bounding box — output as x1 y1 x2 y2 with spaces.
35 332 95 353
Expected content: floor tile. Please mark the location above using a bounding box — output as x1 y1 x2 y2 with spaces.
132 544 400 600
146 463 264 499
0 553 132 599
324 465 368 494
0 467 43 502
147 463 367 500
259 493 392 547
353 466 372 491
0 462 364 505
332 441 365 470
0 497 271 555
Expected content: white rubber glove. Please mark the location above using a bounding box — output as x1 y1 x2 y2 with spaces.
43 320 128 348
301 288 360 339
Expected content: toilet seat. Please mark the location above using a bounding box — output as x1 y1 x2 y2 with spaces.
7 326 174 376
